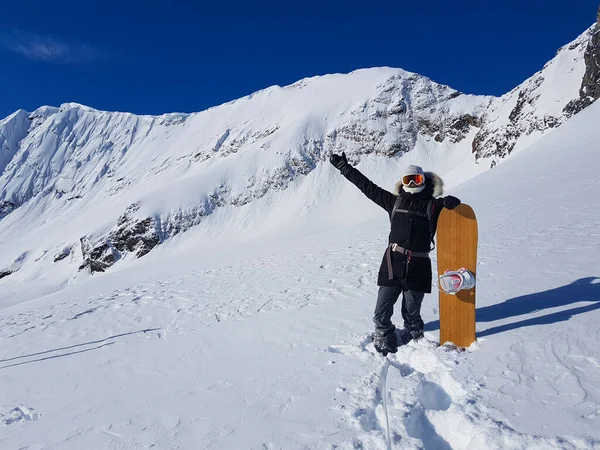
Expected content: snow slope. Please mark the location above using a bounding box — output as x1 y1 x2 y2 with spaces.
0 89 599 449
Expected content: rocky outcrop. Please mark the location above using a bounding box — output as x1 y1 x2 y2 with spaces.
0 200 17 218
53 247 71 262
585 7 600 99
110 215 160 258
564 9 600 117
79 204 161 273
0 254 24 278
472 76 562 159
79 238 115 273
581 7 600 101
0 269 13 280
420 114 482 144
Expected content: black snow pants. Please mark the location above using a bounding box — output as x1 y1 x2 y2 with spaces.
373 285 425 336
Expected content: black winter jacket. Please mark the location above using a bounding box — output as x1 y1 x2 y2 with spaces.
340 165 449 293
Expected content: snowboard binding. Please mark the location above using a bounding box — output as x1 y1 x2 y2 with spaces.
438 268 475 295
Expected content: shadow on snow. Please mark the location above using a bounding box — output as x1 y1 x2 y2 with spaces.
425 277 600 337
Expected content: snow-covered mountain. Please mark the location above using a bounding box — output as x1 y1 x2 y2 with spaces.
0 18 598 291
0 69 491 284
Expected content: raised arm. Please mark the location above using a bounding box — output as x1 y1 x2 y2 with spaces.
330 152 396 212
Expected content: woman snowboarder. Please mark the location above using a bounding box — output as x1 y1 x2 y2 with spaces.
329 152 461 355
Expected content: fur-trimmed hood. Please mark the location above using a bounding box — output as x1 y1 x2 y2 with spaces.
393 172 444 198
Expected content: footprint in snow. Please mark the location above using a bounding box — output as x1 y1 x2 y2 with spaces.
416 379 453 411
1 406 41 425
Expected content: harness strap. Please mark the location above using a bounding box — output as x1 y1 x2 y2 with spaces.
386 246 393 281
386 243 431 280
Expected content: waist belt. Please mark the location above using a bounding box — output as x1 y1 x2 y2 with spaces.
386 243 430 281
390 244 430 258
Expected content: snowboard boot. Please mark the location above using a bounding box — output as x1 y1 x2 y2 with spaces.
398 328 424 345
372 330 398 356
410 329 424 341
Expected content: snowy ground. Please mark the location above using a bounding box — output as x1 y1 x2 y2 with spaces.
1 106 600 449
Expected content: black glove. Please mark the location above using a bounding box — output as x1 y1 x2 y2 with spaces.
329 152 349 171
443 195 461 210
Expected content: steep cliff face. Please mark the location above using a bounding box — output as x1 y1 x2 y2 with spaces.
584 7 600 100
565 8 600 115
79 203 161 273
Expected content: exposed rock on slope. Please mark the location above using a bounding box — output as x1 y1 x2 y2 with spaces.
565 8 600 116
79 204 161 273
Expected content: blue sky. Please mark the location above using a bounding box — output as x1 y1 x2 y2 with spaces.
1 0 598 118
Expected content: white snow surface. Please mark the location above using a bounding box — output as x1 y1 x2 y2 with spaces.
0 87 599 448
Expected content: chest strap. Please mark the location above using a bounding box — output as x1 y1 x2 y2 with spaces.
392 208 427 219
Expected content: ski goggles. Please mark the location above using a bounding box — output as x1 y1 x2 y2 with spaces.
402 174 425 186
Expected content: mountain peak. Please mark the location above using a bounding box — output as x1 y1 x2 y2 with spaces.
0 109 30 124
59 102 99 113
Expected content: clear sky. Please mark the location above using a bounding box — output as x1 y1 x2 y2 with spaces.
1 0 598 119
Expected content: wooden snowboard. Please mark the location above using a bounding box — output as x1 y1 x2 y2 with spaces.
436 203 478 348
